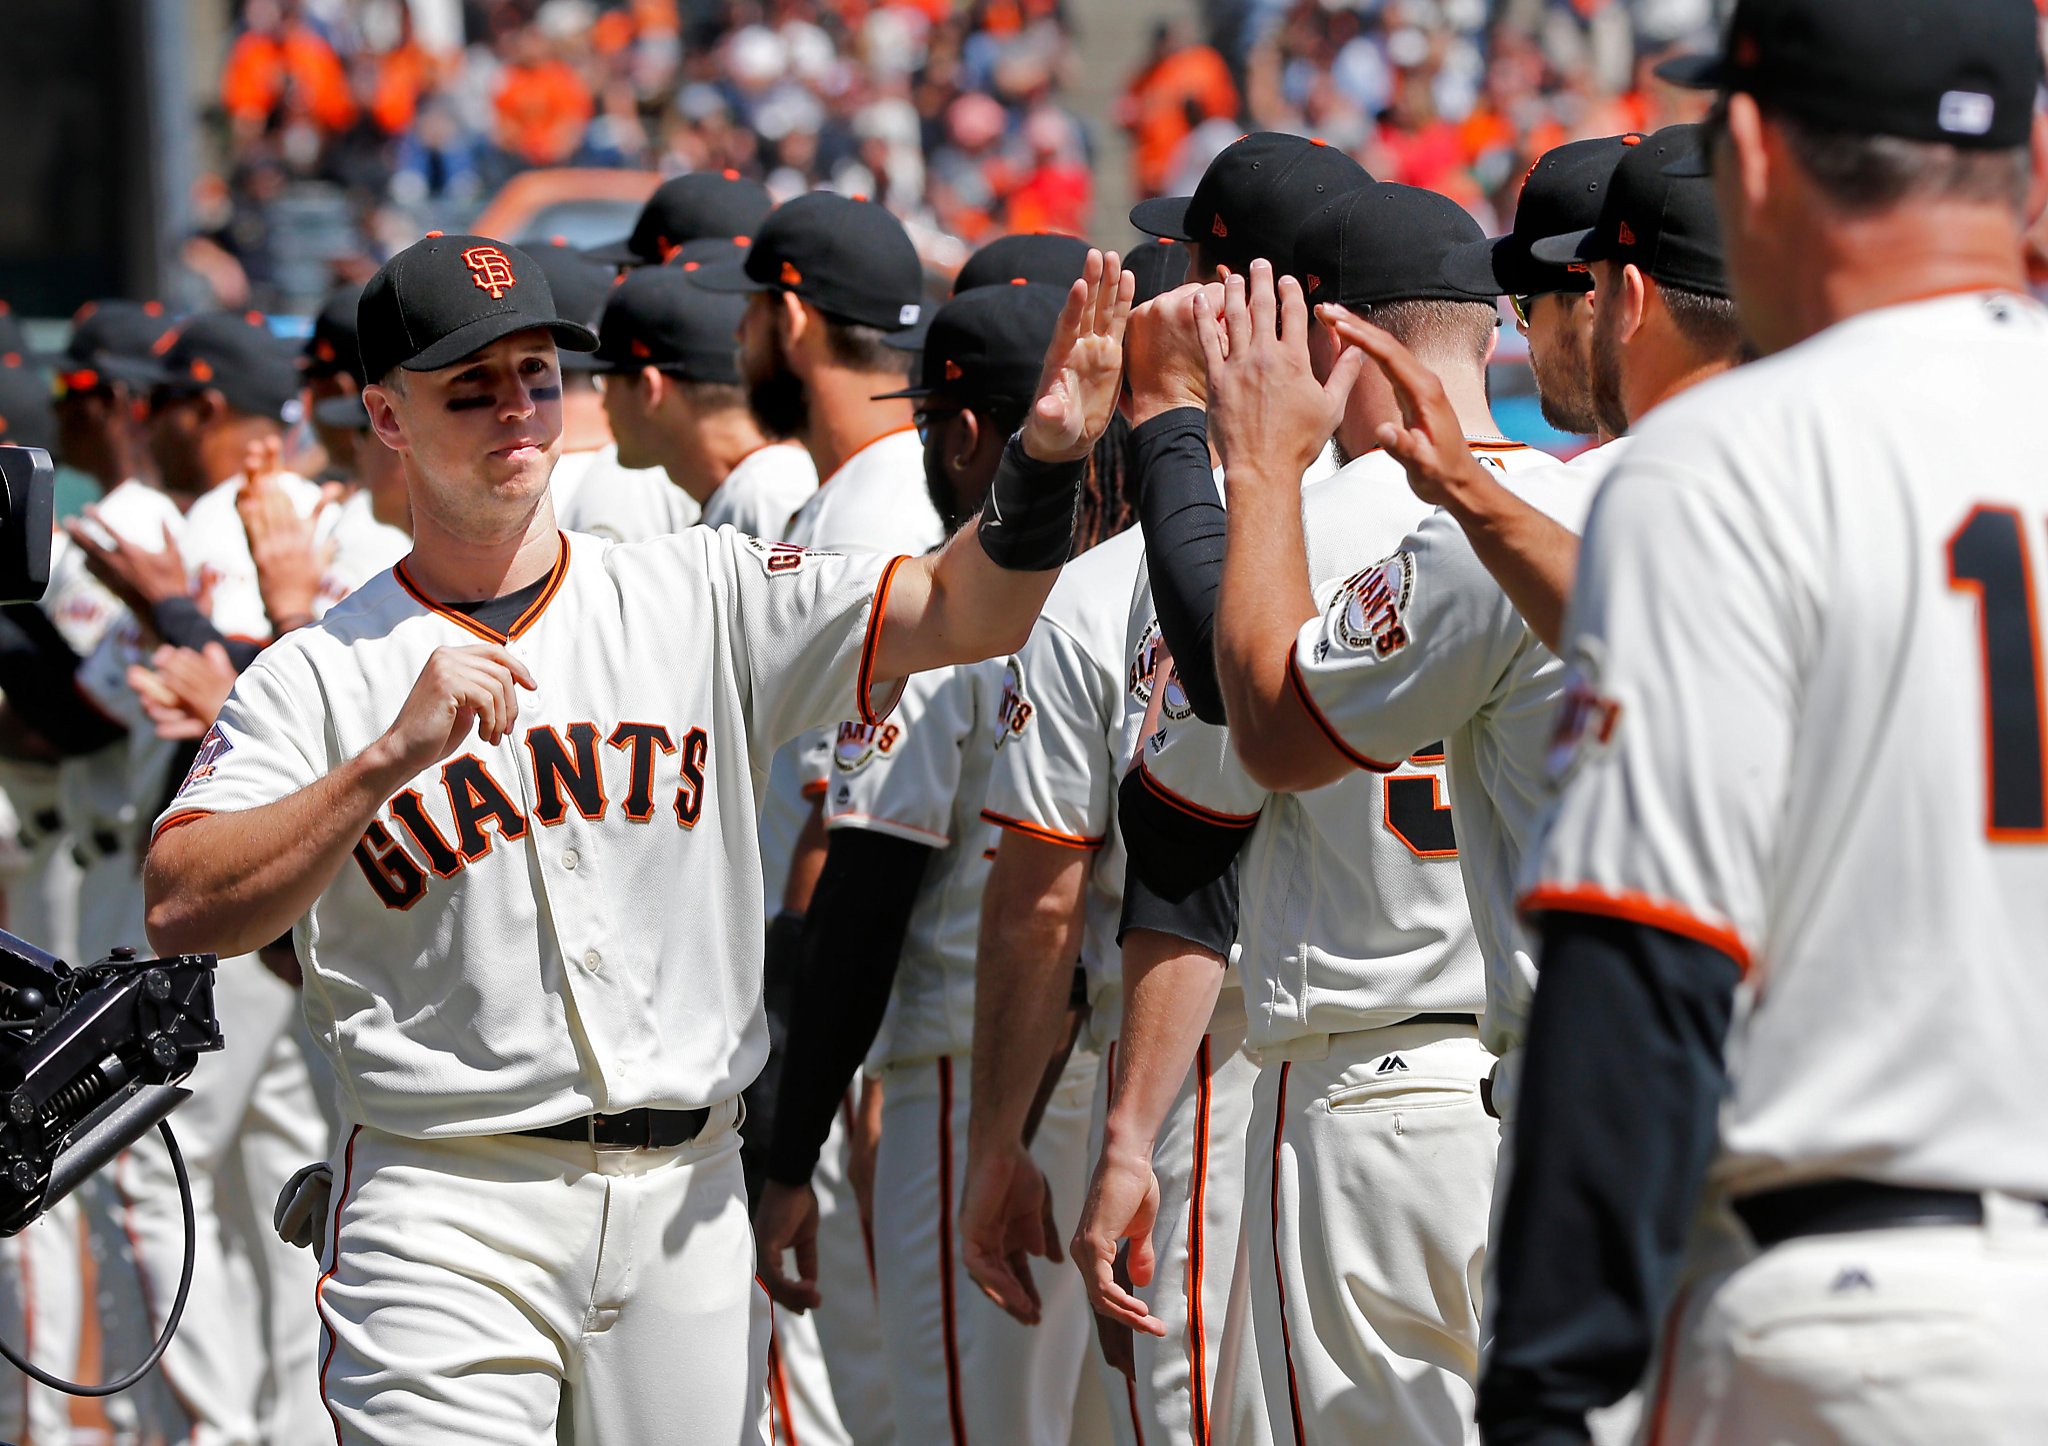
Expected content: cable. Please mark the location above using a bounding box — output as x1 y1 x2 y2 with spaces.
0 1119 196 1395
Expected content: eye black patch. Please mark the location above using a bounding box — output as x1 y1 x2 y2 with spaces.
528 384 562 402
445 395 495 412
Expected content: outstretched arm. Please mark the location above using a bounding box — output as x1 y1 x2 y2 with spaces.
873 250 1135 680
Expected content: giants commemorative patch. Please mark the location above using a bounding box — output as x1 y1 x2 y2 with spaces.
179 723 234 792
1332 551 1415 659
738 535 835 577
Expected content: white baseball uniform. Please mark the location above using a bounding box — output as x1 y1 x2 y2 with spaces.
700 442 819 539
981 524 1259 1446
824 657 1107 1446
1526 292 2048 1442
154 524 913 1443
552 440 702 540
1136 446 1554 1444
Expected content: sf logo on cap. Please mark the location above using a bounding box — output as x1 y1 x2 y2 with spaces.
463 246 519 300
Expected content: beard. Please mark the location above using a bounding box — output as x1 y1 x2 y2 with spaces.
1588 311 1630 440
1530 339 1602 436
742 331 808 441
923 446 969 532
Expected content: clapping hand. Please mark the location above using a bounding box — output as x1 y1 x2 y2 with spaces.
1020 249 1137 464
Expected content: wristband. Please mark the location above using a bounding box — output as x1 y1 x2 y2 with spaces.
976 431 1084 571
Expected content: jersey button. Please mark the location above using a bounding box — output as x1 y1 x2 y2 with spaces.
582 949 602 971
562 848 580 871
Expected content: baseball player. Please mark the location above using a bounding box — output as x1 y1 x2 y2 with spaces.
591 265 817 538
755 281 1125 1446
696 192 949 1445
1483 2 2048 1440
530 239 702 541
585 168 775 270
1080 182 1556 1445
303 282 370 482
140 232 1127 1445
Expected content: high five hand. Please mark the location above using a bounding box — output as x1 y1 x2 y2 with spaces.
1020 249 1137 464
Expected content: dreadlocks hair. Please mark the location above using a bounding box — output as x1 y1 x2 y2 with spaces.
1073 410 1136 556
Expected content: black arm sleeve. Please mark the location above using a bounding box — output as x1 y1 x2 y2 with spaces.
152 597 263 671
1475 912 1741 1446
0 605 126 754
1129 408 1230 726
1114 764 1246 956
763 827 935 1188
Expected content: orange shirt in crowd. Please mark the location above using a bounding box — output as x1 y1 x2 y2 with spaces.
221 23 357 131
1123 45 1240 196
495 59 597 166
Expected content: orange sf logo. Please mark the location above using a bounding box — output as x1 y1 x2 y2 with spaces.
463 246 519 300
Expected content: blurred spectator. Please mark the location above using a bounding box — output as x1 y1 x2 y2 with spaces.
1117 21 1241 199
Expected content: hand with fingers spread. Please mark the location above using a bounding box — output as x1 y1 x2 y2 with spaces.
65 510 192 624
1123 281 1225 423
1196 259 1365 499
1322 308 1498 510
960 1140 1063 1325
239 470 335 634
754 1179 823 1312
367 644 538 781
129 641 238 741
1020 248 1138 464
1070 1143 1168 1338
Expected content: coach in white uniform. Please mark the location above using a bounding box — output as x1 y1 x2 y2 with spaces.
1483 3 2048 1441
141 232 1130 1446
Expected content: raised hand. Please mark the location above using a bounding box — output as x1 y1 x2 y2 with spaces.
1021 248 1137 464
129 641 238 741
367 644 538 782
1322 307 1495 509
1123 281 1225 422
1195 259 1364 497
65 509 192 621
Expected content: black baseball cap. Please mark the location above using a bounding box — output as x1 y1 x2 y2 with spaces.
529 239 620 372
302 283 367 384
1530 125 1728 297
0 354 54 451
102 311 306 423
665 235 751 274
357 233 599 383
586 170 774 267
1292 183 1498 311
954 233 1091 294
1657 0 2039 150
591 266 746 384
1130 133 1372 277
53 299 178 394
691 192 927 333
1441 135 1646 297
1124 238 1188 306
873 283 1065 408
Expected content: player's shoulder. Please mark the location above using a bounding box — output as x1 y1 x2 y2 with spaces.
285 566 415 649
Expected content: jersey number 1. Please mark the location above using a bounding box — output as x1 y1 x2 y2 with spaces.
1948 505 2048 837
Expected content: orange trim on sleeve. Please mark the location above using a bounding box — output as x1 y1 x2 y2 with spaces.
978 806 1102 850
1519 883 1753 976
1283 649 1403 774
1135 757 1260 829
800 778 829 800
150 808 214 843
856 555 912 727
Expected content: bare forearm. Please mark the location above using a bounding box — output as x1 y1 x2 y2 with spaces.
969 853 1085 1154
879 533 1058 680
145 744 405 956
1216 479 1335 790
1440 478 1578 653
1102 930 1225 1161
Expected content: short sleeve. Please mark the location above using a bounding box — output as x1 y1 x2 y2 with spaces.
152 644 326 838
1521 462 1798 972
825 666 973 847
983 615 1113 850
1135 673 1267 827
722 532 905 774
1289 510 1525 772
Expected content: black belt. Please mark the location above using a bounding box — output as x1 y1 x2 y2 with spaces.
1402 1012 1479 1028
518 1106 711 1151
1733 1180 2002 1249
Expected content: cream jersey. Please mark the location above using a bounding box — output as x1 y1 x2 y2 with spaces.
698 442 818 540
153 527 908 1139
552 442 701 541
1527 292 2048 1199
1135 450 1489 1051
982 527 1147 1017
42 479 186 656
1289 442 1586 1057
824 658 1007 1069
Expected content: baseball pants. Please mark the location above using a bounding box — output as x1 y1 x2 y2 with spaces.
318 1100 761 1445
1642 1190 2048 1445
868 1046 1105 1446
0 1194 82 1446
1244 1021 1497 1446
1091 1001 1264 1446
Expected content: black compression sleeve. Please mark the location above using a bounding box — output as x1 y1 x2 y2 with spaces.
1129 408 1229 725
0 605 126 754
764 828 934 1188
977 432 1084 571
1115 765 1246 955
1476 912 1740 1446
152 597 262 671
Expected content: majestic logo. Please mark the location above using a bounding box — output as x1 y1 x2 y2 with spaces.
1332 552 1415 659
463 246 519 300
1375 1054 1408 1074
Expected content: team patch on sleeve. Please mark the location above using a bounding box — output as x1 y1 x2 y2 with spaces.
995 658 1033 749
834 718 901 773
1328 551 1416 660
177 723 234 793
739 535 837 577
1546 637 1623 786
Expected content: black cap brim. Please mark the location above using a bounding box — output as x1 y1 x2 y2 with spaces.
399 313 599 374
1129 195 1195 242
1439 236 1510 296
558 348 606 372
1529 228 1598 266
1653 52 1726 89
582 238 646 267
314 394 371 430
869 382 934 401
96 353 176 391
